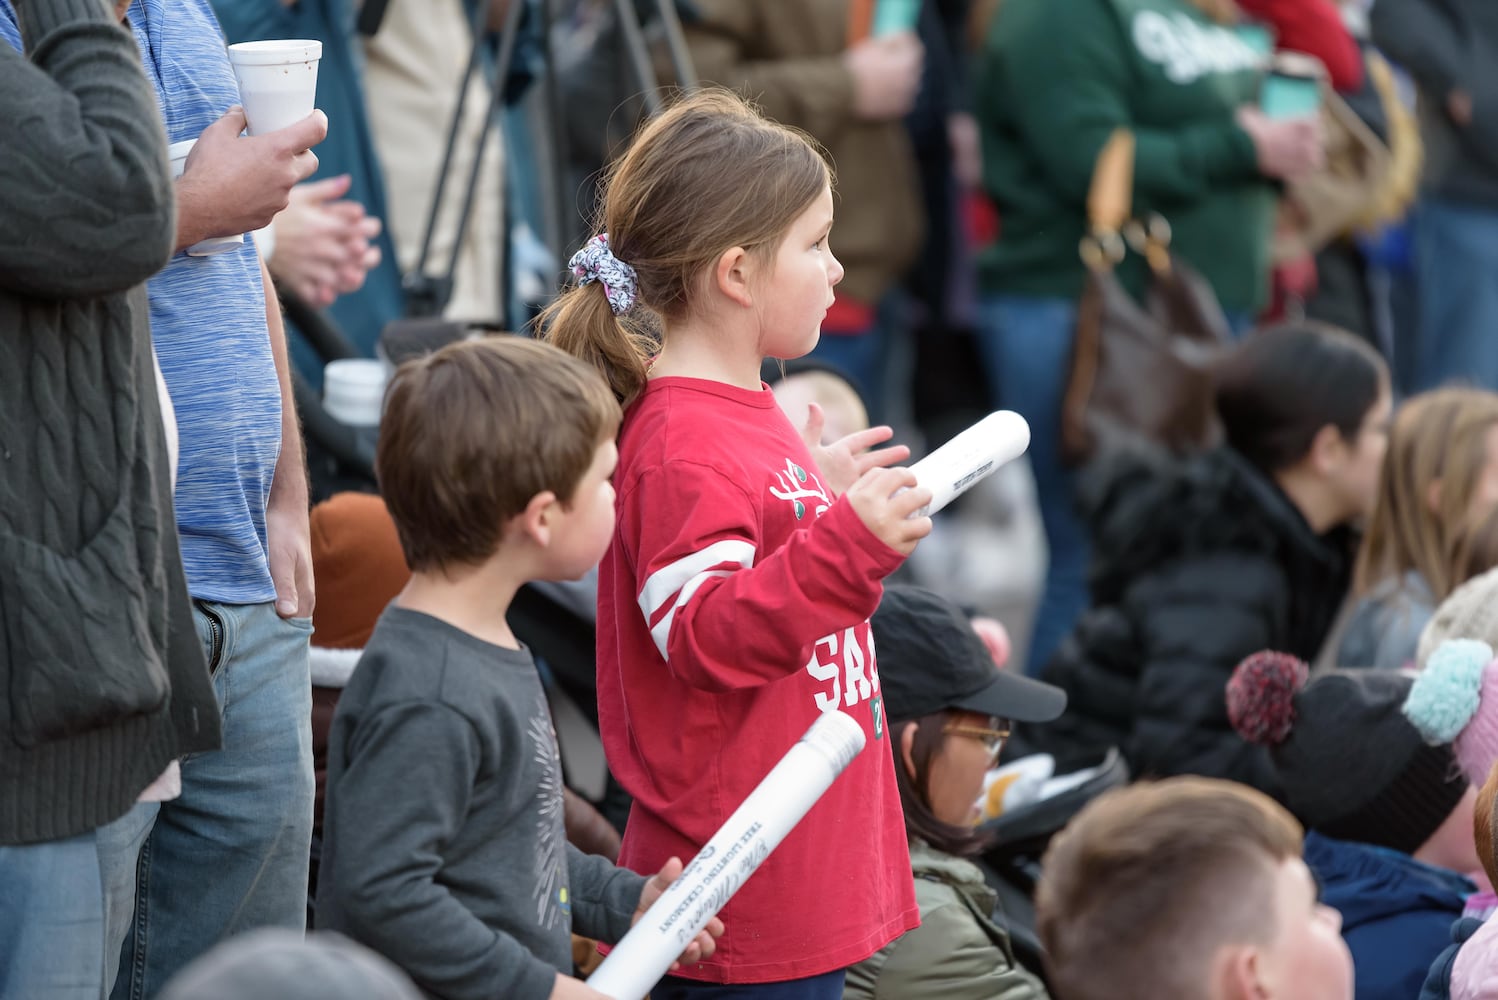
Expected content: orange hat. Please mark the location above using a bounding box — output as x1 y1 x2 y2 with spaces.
309 493 411 650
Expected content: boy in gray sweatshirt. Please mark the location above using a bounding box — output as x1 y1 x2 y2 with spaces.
315 336 722 1000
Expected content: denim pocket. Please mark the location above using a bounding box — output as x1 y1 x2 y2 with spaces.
1 500 170 747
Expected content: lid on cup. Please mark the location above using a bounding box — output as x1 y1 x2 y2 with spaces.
227 39 323 65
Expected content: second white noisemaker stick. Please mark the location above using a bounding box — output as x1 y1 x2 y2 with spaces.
585 710 867 1000
906 410 1031 517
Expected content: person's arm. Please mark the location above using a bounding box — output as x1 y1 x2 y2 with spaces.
1369 0 1468 104
998 0 1259 205
1123 555 1283 794
871 898 1051 1000
0 0 175 298
624 461 905 693
565 844 648 945
1238 0 1364 93
324 701 563 1000
260 253 313 618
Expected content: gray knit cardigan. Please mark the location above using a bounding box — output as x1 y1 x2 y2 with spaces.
0 0 221 844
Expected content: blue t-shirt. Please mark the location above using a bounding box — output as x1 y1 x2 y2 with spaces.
0 0 281 603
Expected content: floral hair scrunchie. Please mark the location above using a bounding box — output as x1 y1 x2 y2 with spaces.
568 234 638 316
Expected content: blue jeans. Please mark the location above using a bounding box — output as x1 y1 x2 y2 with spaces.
652 970 846 999
0 803 155 1000
975 295 1090 676
112 601 314 1000
1413 197 1498 392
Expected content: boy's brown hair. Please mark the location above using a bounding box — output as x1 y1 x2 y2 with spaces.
1037 777 1304 1000
376 335 621 572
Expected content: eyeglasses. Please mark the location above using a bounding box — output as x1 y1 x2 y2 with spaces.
942 719 1012 761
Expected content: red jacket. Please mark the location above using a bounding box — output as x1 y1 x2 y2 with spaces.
599 376 919 983
1240 0 1364 93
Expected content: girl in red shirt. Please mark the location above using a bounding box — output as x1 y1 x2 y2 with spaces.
545 90 930 999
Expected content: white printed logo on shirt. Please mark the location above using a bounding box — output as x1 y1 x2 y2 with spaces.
769 458 832 521
1132 10 1262 83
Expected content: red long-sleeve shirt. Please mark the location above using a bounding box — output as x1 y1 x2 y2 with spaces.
1239 0 1365 93
598 376 919 983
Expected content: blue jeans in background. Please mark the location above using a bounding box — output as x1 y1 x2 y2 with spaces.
975 295 1090 677
0 803 155 1000
652 970 846 1000
112 601 313 1000
1413 197 1498 392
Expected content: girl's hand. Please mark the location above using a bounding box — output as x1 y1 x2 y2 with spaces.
801 402 910 496
846 467 933 556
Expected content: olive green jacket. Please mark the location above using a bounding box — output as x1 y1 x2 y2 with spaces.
844 840 1050 1000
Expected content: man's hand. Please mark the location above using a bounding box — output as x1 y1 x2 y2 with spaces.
632 857 724 971
266 503 313 618
176 107 328 251
267 174 383 308
800 403 910 497
845 31 924 121
113 0 131 21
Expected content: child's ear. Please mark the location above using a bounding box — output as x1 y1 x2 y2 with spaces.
1216 946 1269 1000
517 490 559 548
715 246 755 309
1308 423 1346 477
898 722 919 783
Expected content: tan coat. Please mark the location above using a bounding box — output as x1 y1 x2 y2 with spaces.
362 1 504 322
682 0 924 307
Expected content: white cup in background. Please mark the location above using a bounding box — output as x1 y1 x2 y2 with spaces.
168 139 245 257
323 359 390 428
227 39 323 137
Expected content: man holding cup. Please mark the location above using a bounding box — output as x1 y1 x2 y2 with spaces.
0 0 328 993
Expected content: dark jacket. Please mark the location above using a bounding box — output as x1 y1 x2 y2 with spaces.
1021 446 1354 795
844 840 1049 1000
1305 832 1471 1000
0 0 220 844
1371 0 1498 209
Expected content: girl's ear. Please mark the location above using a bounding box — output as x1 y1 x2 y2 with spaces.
715 245 755 309
899 721 920 783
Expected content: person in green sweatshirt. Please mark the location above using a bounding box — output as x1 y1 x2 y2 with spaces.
971 0 1323 678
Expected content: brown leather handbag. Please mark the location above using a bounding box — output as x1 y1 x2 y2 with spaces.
1060 130 1234 465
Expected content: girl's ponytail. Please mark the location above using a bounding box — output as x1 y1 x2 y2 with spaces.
541 235 656 407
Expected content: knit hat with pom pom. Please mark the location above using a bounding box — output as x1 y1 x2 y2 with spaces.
1405 639 1498 787
1228 652 1468 855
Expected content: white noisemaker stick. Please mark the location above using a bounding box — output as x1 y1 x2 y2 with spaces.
907 410 1031 517
586 710 867 999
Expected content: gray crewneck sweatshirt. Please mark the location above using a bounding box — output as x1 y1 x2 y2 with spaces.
317 606 647 1000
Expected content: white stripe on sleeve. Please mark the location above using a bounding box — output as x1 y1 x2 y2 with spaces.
638 539 756 660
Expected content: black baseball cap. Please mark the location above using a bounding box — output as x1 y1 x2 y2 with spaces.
873 584 1067 724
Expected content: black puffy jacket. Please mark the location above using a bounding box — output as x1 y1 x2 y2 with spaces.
1020 446 1354 797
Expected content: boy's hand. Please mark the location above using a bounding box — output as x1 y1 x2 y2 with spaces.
548 973 614 1000
845 467 932 556
800 403 910 497
633 857 724 970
